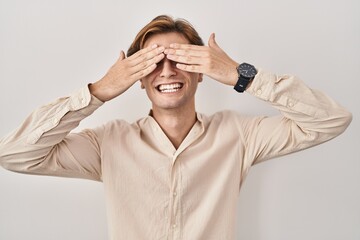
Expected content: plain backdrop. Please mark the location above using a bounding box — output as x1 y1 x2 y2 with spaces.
0 0 359 239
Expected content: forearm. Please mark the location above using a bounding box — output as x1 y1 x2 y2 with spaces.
235 69 352 168
248 69 352 142
0 86 103 177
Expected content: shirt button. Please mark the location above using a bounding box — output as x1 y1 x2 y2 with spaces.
172 224 177 229
256 89 262 95
53 118 58 124
173 191 177 196
288 102 294 107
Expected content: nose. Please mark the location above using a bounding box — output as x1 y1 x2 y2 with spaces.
160 58 176 78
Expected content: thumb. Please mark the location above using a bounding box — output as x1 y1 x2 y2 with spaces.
208 33 219 48
119 50 126 60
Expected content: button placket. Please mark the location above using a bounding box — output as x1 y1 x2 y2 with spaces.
169 154 181 237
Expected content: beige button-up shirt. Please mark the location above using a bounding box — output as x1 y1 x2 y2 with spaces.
0 70 352 239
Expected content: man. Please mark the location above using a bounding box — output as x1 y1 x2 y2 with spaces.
0 15 352 239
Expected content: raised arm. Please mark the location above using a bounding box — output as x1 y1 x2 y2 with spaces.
0 87 104 181
0 45 165 180
164 33 352 166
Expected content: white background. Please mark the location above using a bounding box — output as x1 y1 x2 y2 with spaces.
0 0 359 239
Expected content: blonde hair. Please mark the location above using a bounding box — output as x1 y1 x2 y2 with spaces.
126 15 204 57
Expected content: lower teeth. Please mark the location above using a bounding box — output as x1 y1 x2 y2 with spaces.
161 88 179 93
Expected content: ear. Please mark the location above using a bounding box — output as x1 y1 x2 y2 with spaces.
140 79 145 89
198 73 203 83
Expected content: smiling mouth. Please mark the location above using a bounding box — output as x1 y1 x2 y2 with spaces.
157 83 184 93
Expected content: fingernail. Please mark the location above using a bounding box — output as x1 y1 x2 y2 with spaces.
152 44 158 49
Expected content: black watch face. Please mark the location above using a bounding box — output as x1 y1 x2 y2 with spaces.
239 63 257 78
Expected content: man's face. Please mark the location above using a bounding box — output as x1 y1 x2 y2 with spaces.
141 32 202 112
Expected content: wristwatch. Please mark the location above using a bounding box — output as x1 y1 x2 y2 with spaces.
234 62 257 93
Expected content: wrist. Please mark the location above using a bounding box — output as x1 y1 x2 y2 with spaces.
230 62 240 86
234 62 257 93
89 78 120 102
89 81 109 102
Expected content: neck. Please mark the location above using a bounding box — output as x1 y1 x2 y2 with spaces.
152 105 197 149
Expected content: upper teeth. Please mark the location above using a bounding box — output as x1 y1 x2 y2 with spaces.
158 83 182 92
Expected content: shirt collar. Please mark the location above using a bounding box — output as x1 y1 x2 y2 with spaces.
143 110 206 157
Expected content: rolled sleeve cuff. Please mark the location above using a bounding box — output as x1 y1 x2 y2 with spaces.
26 86 103 144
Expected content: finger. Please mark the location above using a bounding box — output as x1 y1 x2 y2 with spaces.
164 48 206 59
123 44 165 78
129 45 163 66
164 43 206 56
208 33 222 52
169 43 204 49
130 52 165 79
119 50 126 61
130 51 165 74
166 54 203 65
208 33 216 48
131 44 158 58
112 50 126 66
176 63 204 73
131 62 158 80
129 44 165 66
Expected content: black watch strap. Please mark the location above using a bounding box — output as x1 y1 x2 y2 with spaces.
234 63 257 93
234 76 251 93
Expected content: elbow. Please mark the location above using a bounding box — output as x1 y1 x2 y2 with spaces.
0 154 15 172
0 143 29 173
0 148 17 172
0 154 42 174
307 108 353 143
323 109 353 139
0 145 8 170
337 109 352 134
0 161 15 172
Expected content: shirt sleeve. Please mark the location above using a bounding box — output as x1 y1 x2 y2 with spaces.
0 86 104 181
238 69 352 168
